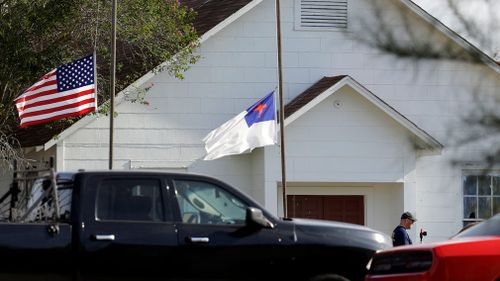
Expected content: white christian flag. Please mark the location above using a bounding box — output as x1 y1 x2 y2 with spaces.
15 54 96 127
203 91 277 160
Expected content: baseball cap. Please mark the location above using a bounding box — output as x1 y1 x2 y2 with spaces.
401 211 417 222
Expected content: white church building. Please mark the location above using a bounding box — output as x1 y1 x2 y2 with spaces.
5 0 500 243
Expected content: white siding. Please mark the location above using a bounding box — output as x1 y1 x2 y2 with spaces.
284 86 413 182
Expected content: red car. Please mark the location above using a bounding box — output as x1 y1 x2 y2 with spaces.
365 214 500 281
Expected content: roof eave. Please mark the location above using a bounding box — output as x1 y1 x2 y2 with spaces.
401 0 500 74
285 76 443 153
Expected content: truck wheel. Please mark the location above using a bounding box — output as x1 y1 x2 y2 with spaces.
308 274 351 281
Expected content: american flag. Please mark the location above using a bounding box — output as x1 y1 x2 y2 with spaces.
15 54 96 127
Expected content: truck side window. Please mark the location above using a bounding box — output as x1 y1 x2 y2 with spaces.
173 180 247 225
27 178 73 222
96 179 165 222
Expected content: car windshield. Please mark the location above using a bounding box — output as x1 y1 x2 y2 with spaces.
453 213 500 238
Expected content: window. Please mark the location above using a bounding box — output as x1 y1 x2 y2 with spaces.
462 174 500 226
295 0 348 30
96 179 165 222
173 180 248 225
26 178 73 222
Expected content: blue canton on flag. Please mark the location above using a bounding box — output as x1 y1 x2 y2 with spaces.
57 55 95 92
244 92 275 127
203 91 277 160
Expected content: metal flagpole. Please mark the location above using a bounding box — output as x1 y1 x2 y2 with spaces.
93 50 98 110
275 0 288 217
109 0 117 170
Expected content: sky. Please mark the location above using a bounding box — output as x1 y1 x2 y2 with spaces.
412 0 499 59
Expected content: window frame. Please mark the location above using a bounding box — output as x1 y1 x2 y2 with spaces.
94 177 171 223
462 172 500 226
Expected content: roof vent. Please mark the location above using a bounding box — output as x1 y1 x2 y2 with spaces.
295 0 348 30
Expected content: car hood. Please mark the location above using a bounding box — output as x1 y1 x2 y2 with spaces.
290 218 393 251
376 236 500 255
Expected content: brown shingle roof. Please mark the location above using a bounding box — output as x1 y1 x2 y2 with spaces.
181 0 253 35
14 122 69 148
284 76 347 118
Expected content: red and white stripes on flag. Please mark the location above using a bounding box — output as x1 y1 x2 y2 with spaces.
15 54 97 127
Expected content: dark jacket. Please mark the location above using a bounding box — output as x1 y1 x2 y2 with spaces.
392 225 412 246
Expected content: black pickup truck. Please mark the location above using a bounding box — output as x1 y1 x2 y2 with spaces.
0 170 392 281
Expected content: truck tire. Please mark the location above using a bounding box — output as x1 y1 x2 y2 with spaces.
308 274 351 281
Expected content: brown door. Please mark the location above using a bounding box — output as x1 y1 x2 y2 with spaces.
287 195 364 225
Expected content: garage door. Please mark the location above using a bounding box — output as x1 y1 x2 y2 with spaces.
287 195 364 225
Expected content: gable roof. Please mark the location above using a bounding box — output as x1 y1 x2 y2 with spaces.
400 0 500 74
285 76 347 118
21 0 496 149
285 75 443 152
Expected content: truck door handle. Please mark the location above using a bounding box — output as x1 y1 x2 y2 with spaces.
92 234 116 241
187 236 209 243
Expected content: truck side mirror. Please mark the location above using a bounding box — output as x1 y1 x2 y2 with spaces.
246 207 274 229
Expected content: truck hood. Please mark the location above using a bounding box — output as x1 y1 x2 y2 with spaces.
290 218 392 251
